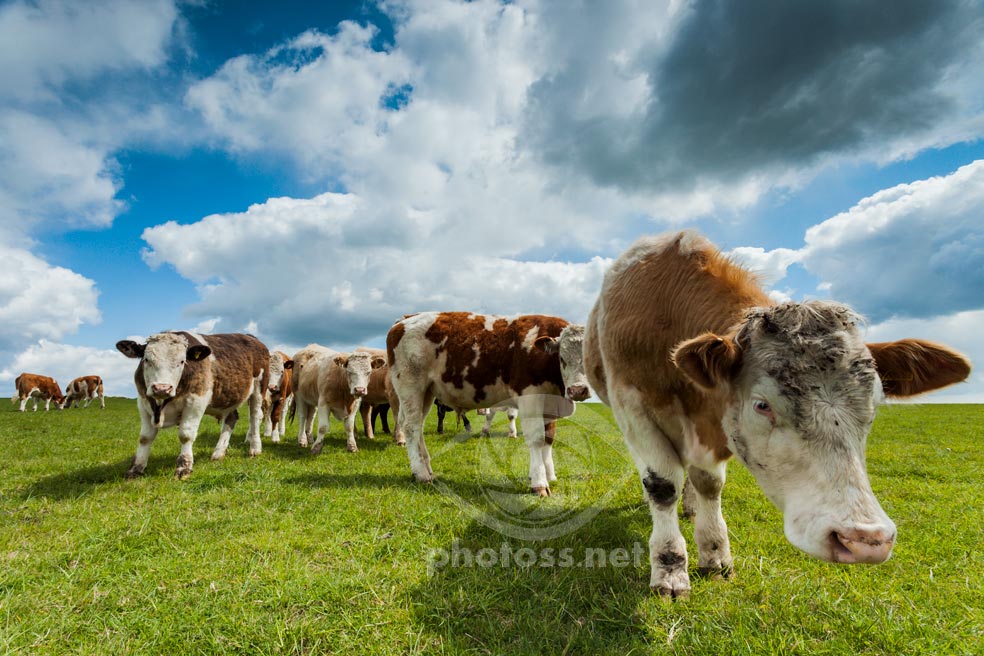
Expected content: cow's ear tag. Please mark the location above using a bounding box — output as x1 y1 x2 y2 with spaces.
187 345 211 361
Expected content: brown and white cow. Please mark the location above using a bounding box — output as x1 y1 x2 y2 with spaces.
11 373 65 411
262 350 293 442
62 375 105 409
290 345 386 453
116 332 270 480
355 347 402 444
584 231 972 597
386 312 589 496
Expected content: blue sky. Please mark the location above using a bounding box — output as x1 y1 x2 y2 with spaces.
2 0 983 401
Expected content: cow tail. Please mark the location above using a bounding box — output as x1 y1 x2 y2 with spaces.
287 398 296 425
11 376 20 403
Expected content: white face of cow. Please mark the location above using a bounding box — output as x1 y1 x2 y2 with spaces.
334 352 385 397
677 302 896 564
268 353 289 393
539 324 590 402
116 333 211 400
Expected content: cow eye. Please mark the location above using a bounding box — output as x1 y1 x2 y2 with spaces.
560 357 567 368
752 400 773 417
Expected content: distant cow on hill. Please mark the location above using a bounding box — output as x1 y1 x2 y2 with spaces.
387 312 589 496
116 332 270 480
11 373 64 412
62 375 104 409
584 230 972 597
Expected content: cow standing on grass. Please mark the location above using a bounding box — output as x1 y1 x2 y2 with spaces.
584 231 972 598
477 406 519 438
355 347 402 444
62 375 105 409
262 351 293 442
11 373 64 411
291 345 385 453
116 332 270 480
386 312 589 496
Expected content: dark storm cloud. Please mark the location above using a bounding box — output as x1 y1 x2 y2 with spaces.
526 0 984 192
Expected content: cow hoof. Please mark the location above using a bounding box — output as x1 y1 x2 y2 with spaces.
531 486 551 497
248 449 261 458
271 437 280 444
652 584 691 600
124 465 145 480
211 452 225 461
508 432 517 438
696 564 733 580
310 443 323 455
651 567 691 599
298 440 308 448
395 438 406 446
346 444 358 453
413 473 434 484
175 467 193 481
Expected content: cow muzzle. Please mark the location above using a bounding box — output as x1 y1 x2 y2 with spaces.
269 385 280 394
353 387 367 397
566 384 590 402
828 526 896 564
150 383 174 399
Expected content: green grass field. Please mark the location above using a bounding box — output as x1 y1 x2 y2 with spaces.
1 399 981 655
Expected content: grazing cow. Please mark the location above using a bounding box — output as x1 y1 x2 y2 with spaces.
11 373 65 411
62 375 105 409
477 405 519 438
435 400 472 434
387 312 589 496
116 332 270 480
355 347 403 444
290 345 386 453
584 231 972 597
262 351 294 442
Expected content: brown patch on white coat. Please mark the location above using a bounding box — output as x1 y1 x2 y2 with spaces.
116 332 270 480
386 312 589 496
12 373 65 411
62 375 105 409
584 230 971 598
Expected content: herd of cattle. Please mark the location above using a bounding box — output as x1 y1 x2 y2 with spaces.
10 231 972 597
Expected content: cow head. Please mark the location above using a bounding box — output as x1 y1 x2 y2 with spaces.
536 324 590 402
268 353 292 394
333 351 385 398
116 333 211 400
673 301 971 565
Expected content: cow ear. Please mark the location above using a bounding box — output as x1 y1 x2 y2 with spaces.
187 345 211 362
334 355 348 367
371 356 386 370
867 339 971 397
116 340 146 358
534 335 559 354
672 333 742 390
283 359 294 370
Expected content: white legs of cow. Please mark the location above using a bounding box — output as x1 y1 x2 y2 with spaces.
310 400 362 454
479 407 519 438
611 385 729 598
395 390 436 483
516 396 557 497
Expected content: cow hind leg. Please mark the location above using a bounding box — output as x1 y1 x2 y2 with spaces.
360 402 374 440
507 409 519 438
395 386 433 482
611 385 690 599
310 402 332 455
211 409 238 461
542 420 557 483
246 376 264 457
688 464 733 578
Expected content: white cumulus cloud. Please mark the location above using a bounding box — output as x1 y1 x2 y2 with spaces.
0 339 136 398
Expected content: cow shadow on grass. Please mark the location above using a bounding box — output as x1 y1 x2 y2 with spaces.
407 507 656 654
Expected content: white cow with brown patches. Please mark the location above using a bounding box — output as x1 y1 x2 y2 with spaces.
386 312 589 496
262 351 293 442
584 231 972 598
117 332 270 480
62 375 105 409
290 345 385 453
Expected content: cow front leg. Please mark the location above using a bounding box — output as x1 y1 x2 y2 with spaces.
262 396 273 438
360 402 374 440
310 401 331 455
612 386 690 599
481 410 494 436
518 398 551 496
211 409 238 461
344 401 360 452
507 409 519 438
127 400 160 478
542 420 557 483
246 375 264 457
688 464 733 578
